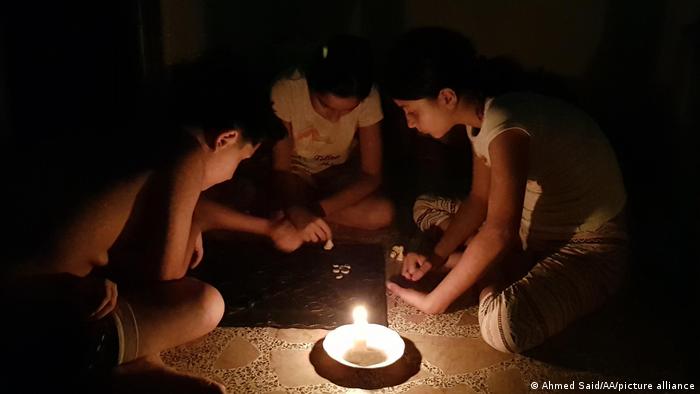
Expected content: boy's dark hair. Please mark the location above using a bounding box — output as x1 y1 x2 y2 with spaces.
305 35 373 100
170 53 286 146
384 27 524 102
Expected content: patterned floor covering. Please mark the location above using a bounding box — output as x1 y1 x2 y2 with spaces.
162 227 689 393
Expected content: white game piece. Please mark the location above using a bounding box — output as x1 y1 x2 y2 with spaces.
389 250 397 259
335 274 343 279
396 251 405 262
324 239 335 250
332 268 340 274
340 267 350 274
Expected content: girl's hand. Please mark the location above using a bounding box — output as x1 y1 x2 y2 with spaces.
401 252 432 281
386 281 439 314
287 206 332 243
300 217 332 243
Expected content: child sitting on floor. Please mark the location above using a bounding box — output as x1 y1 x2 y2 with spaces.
1 59 289 393
384 27 628 354
270 35 395 243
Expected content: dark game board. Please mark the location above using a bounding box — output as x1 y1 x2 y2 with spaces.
193 236 388 329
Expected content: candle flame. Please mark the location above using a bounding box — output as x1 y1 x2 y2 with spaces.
352 305 368 325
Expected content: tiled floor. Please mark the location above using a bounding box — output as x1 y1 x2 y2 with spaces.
161 299 605 392
161 227 687 393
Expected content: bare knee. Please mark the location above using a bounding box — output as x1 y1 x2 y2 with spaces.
122 278 225 358
199 283 225 333
187 279 225 334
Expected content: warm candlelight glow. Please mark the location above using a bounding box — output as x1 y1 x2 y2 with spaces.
352 305 368 325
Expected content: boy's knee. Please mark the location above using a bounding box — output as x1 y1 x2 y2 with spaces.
202 285 225 331
191 280 225 332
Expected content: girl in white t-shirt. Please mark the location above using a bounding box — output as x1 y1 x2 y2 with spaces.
271 35 394 243
384 28 628 353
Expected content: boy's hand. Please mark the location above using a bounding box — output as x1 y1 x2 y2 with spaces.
269 219 303 252
401 252 432 281
14 274 119 321
287 206 332 243
190 232 204 269
80 277 118 321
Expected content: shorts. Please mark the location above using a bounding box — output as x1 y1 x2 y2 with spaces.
0 291 140 392
83 299 140 373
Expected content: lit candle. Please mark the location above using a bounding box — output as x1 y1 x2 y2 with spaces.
352 305 368 350
323 304 405 368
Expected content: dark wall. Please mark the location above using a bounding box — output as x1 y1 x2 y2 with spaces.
0 1 166 269
2 1 697 290
0 1 149 143
168 1 699 283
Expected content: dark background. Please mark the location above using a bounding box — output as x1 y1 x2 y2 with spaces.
1 0 698 370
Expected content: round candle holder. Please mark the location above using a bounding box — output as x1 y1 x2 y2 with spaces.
323 323 405 369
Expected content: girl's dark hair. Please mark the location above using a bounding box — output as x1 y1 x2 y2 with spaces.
305 35 373 99
384 27 524 101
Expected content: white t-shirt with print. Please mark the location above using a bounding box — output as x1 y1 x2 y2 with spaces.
469 92 626 243
271 72 383 175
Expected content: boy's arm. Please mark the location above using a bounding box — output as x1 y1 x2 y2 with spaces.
194 197 272 235
111 149 204 281
319 121 383 215
193 197 303 253
156 151 205 280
